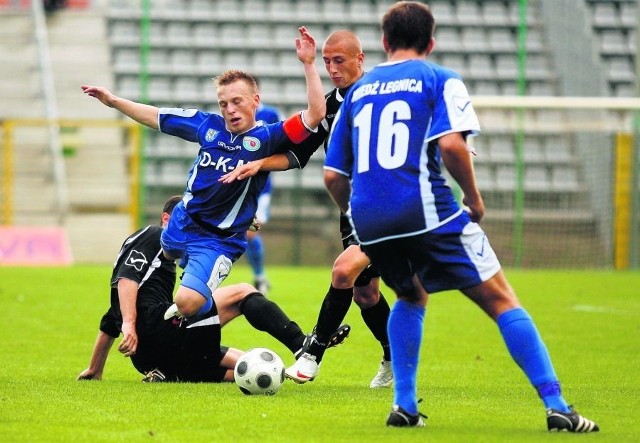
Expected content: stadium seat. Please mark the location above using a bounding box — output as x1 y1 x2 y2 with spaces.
170 49 195 75
620 2 637 27
474 163 496 191
527 82 556 96
173 77 201 103
149 21 166 46
166 22 191 47
220 23 246 48
551 166 580 192
489 135 516 163
543 137 573 164
113 49 140 73
148 77 172 103
117 75 141 99
606 56 634 82
524 165 551 191
149 50 170 73
109 20 138 46
265 0 295 21
430 1 456 25
482 1 511 26
354 25 380 51
223 51 251 72
495 55 518 79
348 0 376 23
526 28 545 53
434 27 460 53
468 54 495 80
214 0 243 20
599 30 631 55
193 23 218 47
523 136 546 162
322 0 347 22
471 80 501 96
440 54 467 77
494 165 517 191
591 2 620 28
196 50 224 75
188 0 215 19
455 2 482 26
247 24 273 47
461 28 488 52
488 28 516 53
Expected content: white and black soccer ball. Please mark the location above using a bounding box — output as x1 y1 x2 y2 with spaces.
234 348 285 395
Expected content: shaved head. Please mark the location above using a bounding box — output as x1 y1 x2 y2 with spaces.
322 30 365 89
323 30 362 55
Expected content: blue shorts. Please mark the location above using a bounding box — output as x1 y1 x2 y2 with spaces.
161 204 247 300
361 212 501 296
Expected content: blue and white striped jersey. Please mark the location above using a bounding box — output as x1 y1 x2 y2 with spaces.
158 108 290 233
324 59 480 245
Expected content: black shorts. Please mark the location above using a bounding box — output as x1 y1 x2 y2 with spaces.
339 212 380 287
130 302 227 383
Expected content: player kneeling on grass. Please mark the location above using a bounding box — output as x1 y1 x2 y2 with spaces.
77 196 349 383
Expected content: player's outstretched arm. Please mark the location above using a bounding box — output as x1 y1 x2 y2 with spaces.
77 331 116 381
296 26 325 129
81 85 160 130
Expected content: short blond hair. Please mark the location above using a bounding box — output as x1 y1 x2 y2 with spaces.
214 70 258 94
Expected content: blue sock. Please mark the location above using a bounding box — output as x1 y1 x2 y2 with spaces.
388 299 425 416
246 236 264 278
497 307 570 412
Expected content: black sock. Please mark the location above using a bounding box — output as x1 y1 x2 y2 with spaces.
240 292 305 354
361 292 391 361
308 285 353 362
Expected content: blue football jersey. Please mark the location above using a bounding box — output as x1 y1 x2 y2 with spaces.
256 103 281 126
159 108 291 232
325 59 481 245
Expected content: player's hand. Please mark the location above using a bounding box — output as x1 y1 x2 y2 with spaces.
219 161 262 183
249 217 261 232
77 369 102 381
118 321 138 357
296 26 317 65
462 195 485 223
81 85 117 107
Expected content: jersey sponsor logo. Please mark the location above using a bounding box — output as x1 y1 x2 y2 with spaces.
198 151 247 172
205 128 219 142
125 249 148 271
242 136 261 151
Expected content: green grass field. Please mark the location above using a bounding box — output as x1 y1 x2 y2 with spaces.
0 265 638 442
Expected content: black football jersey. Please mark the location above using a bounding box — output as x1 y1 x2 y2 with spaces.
287 85 353 167
100 225 176 337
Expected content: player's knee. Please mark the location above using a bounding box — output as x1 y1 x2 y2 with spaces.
331 262 359 288
175 292 206 317
353 286 379 308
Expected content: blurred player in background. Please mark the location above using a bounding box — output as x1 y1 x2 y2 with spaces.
248 77 283 295
221 30 392 389
81 26 325 323
77 196 348 383
324 1 599 432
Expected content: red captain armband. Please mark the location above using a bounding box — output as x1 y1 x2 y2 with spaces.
283 111 314 144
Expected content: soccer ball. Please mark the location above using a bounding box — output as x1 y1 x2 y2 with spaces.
234 348 285 395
